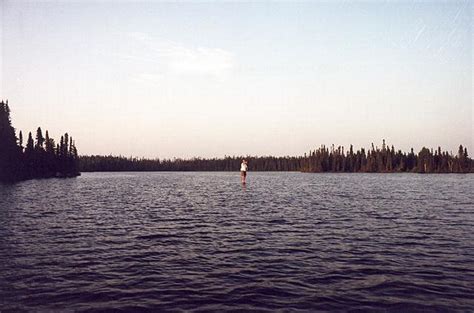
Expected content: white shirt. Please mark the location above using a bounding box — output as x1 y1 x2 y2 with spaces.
240 163 248 172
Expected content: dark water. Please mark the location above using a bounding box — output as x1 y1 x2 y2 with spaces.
1 172 473 312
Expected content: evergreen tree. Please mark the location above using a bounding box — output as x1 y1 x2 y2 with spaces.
35 127 45 150
19 131 23 150
1 101 80 181
24 132 35 177
25 132 34 153
0 100 22 181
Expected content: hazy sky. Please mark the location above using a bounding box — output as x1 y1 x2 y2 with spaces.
1 0 472 158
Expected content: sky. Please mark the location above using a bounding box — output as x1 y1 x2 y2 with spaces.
1 0 472 158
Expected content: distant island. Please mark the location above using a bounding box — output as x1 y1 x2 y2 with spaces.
1 100 472 183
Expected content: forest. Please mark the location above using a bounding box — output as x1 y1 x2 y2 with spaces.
80 140 473 173
0 100 80 182
1 100 473 181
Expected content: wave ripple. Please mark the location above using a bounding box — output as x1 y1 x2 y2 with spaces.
1 172 473 311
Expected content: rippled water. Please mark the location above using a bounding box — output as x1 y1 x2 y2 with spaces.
1 172 473 312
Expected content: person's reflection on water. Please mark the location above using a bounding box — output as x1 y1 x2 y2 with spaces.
240 159 248 184
241 180 247 191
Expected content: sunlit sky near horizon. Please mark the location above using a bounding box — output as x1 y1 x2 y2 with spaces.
1 1 472 158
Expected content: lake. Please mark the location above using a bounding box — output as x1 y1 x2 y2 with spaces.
0 172 473 312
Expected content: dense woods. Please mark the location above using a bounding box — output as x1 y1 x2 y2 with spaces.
80 139 473 173
2 100 472 179
0 100 80 182
79 155 305 172
300 140 473 173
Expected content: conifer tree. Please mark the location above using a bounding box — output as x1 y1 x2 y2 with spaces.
0 100 22 181
24 132 35 177
36 127 45 150
19 130 23 150
25 132 34 154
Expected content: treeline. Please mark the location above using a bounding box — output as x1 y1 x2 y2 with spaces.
301 140 473 173
0 100 80 182
3 100 472 177
79 140 473 173
79 155 304 172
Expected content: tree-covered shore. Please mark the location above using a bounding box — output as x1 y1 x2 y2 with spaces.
80 140 473 174
2 100 472 182
0 100 80 182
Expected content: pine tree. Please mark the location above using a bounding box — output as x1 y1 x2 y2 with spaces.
19 131 23 150
35 127 45 150
458 145 468 173
24 132 35 177
0 100 22 181
25 132 34 154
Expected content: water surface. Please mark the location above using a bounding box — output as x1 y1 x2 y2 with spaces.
1 172 473 312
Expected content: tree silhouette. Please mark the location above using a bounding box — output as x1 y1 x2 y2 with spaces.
0 100 22 181
78 141 473 174
2 100 472 178
0 100 80 182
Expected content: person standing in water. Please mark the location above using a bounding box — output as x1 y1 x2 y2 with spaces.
240 159 248 184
